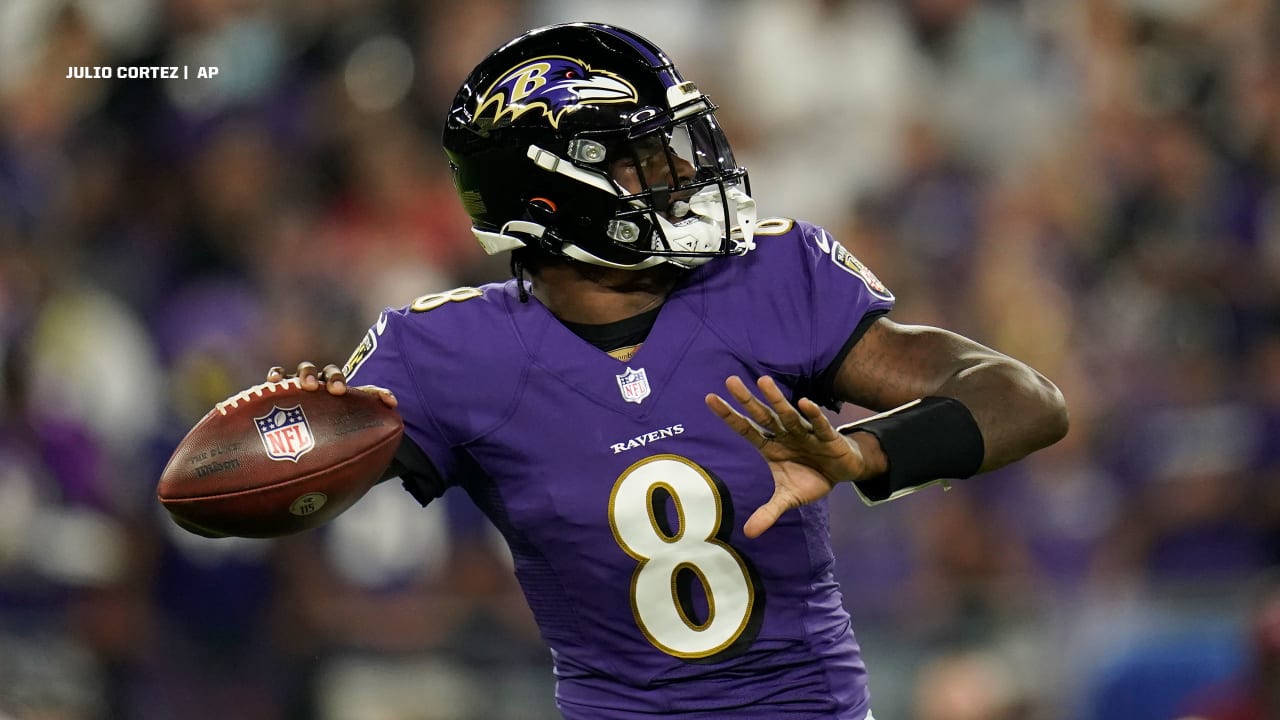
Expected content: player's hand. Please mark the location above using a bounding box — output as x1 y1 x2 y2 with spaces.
266 363 398 409
706 375 867 539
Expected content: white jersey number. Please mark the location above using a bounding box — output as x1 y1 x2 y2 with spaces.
608 455 756 659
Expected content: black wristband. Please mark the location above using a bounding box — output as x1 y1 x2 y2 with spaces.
838 396 984 503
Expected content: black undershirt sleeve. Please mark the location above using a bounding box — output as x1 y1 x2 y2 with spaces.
800 309 889 411
381 435 449 507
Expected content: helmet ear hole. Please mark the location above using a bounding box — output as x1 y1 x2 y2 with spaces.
521 198 564 254
527 197 558 223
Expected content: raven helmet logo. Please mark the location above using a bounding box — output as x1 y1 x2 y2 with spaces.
474 55 638 129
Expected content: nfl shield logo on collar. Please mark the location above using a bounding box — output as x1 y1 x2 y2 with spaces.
254 405 315 462
616 367 651 404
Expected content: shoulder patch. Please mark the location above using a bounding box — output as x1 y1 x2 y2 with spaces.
831 242 893 300
801 225 895 301
343 327 377 379
344 310 391 379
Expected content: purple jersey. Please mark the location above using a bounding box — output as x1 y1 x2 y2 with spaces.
344 219 895 719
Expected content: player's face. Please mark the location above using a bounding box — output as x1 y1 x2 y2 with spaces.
611 133 696 206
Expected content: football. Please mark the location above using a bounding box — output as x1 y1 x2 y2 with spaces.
157 377 403 538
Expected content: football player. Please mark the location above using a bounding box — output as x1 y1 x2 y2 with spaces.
266 22 1068 720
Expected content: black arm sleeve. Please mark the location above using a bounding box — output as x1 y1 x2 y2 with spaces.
840 396 984 503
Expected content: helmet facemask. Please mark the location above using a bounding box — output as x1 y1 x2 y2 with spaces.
600 114 757 269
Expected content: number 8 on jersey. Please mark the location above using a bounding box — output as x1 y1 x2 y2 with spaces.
608 455 758 659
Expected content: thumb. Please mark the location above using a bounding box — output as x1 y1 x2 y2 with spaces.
743 490 794 539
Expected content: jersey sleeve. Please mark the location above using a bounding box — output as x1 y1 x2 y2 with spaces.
342 307 457 504
727 219 896 408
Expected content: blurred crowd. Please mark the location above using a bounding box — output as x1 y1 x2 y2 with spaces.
1 0 1278 718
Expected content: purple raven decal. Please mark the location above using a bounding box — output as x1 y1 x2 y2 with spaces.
474 55 638 129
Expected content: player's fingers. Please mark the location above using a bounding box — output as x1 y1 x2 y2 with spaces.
797 397 840 442
296 361 320 390
321 364 348 395
724 376 783 435
266 366 285 382
354 384 398 408
756 376 812 436
743 493 789 539
706 392 756 435
705 393 770 450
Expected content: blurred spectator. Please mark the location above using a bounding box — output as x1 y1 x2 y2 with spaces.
274 485 556 720
911 648 1031 720
1245 321 1280 566
1178 571 1280 720
1093 345 1273 588
901 485 1035 646
855 117 985 334
721 0 918 223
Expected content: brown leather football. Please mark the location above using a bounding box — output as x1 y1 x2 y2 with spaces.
157 378 403 538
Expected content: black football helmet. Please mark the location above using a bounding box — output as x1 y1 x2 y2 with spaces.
442 22 756 270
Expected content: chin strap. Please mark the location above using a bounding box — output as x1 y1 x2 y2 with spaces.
510 254 530 303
